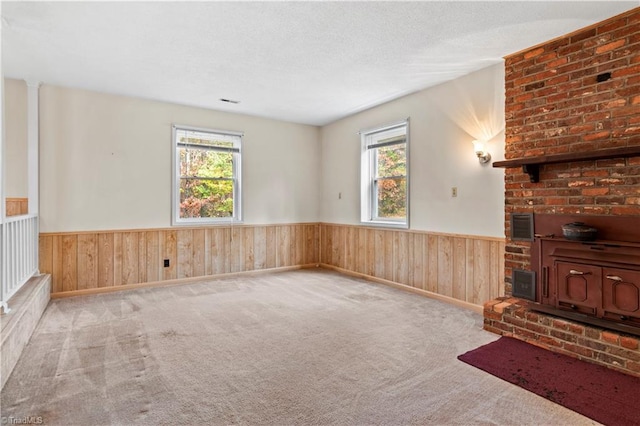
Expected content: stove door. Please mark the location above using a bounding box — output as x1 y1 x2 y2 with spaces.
603 267 640 327
556 262 602 316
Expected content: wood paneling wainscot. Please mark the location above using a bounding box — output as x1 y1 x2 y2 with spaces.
320 224 505 311
39 222 503 309
6 198 28 217
40 223 320 296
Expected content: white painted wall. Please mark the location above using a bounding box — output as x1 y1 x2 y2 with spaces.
36 65 504 235
39 85 320 232
3 78 28 198
320 63 506 238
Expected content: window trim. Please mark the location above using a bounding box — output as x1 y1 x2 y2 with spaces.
360 119 409 229
171 124 243 226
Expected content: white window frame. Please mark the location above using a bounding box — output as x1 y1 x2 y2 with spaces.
360 119 409 228
171 124 243 225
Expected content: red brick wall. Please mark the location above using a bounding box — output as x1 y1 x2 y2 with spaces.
487 9 640 375
503 8 640 292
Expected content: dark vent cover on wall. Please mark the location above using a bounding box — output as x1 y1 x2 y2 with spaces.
511 213 534 241
512 269 536 301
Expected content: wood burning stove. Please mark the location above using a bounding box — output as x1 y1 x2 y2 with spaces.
529 214 640 336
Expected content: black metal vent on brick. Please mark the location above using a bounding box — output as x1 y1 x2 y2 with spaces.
511 213 534 241
512 269 536 301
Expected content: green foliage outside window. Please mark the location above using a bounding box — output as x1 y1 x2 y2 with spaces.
179 138 235 219
375 144 406 219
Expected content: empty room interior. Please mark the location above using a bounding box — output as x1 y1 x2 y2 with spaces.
2 1 640 425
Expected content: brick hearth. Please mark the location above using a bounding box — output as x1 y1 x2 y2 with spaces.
484 297 640 378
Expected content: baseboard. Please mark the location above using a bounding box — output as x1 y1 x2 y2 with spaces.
50 264 320 299
1 274 51 390
319 264 483 314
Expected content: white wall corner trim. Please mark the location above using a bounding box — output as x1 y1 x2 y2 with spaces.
27 81 41 216
1 75 5 223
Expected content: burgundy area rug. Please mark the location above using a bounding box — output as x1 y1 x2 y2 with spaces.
458 337 640 426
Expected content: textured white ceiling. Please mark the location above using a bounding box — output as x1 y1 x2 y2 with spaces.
2 1 638 126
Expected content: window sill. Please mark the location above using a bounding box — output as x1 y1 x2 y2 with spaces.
172 219 244 227
361 220 409 230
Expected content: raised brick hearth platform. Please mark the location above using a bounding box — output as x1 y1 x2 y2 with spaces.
484 297 640 378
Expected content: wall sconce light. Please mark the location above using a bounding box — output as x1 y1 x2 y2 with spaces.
473 140 491 164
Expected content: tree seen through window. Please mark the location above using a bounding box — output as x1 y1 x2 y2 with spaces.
173 127 241 224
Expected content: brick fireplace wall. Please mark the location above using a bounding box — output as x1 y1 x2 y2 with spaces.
485 7 640 377
504 7 640 292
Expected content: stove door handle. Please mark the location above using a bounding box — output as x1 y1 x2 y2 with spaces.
606 275 623 281
569 269 591 276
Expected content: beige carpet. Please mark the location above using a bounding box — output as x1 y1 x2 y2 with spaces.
1 269 597 425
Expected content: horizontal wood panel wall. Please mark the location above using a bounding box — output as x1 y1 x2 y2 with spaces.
320 224 505 306
39 223 319 295
6 198 28 217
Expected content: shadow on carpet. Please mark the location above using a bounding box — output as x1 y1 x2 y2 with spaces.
458 336 640 426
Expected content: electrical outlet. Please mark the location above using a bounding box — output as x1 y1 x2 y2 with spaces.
164 259 170 268
451 187 458 197
338 192 342 199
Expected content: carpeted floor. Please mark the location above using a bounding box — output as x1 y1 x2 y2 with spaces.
1 269 598 425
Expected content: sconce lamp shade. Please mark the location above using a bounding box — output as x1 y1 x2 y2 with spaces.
472 140 491 164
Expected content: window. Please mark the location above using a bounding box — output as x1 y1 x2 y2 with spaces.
172 125 242 225
360 120 408 227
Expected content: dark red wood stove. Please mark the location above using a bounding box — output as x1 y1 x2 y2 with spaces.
529 214 640 336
